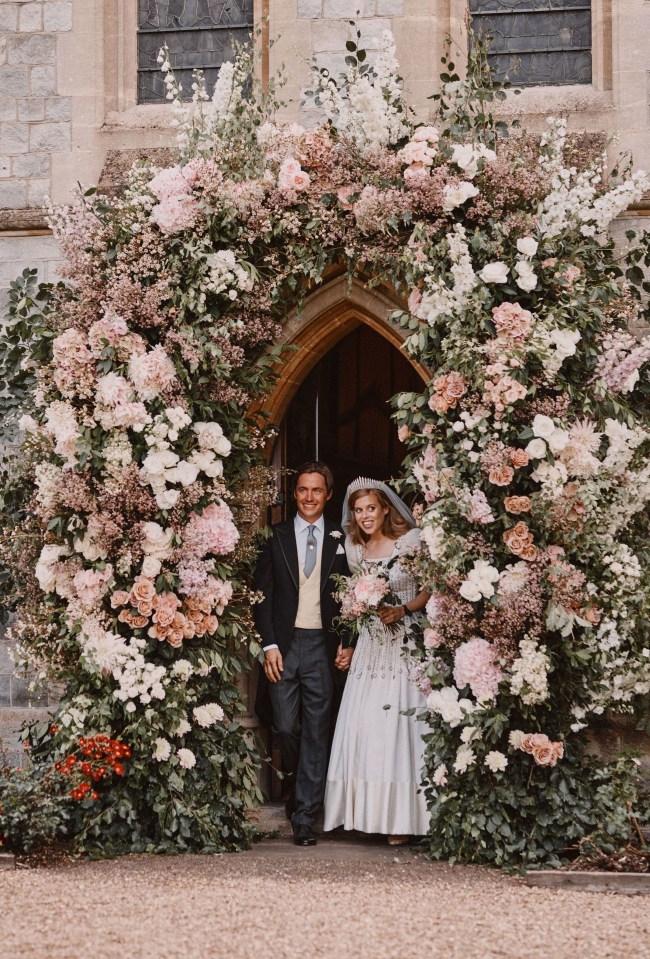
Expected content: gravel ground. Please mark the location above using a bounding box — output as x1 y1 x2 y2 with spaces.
2 835 649 959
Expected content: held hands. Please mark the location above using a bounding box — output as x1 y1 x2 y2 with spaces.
263 648 284 683
335 643 354 672
378 604 406 626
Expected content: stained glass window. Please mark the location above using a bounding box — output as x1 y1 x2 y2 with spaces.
137 1 254 104
469 0 592 87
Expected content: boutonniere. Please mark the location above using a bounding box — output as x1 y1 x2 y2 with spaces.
330 530 342 539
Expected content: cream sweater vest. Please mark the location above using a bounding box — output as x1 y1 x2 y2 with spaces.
295 549 323 629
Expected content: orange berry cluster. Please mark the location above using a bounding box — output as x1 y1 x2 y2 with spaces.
54 734 132 802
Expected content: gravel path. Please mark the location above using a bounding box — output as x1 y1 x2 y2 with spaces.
2 836 649 959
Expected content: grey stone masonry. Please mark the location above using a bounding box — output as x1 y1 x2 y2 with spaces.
297 0 396 126
298 0 403 17
0 632 57 770
0 2 72 213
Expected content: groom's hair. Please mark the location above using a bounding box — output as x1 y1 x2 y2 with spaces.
293 461 334 494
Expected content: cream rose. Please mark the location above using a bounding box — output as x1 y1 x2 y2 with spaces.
479 261 509 284
525 438 547 459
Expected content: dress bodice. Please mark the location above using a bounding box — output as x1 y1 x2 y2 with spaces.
344 527 421 606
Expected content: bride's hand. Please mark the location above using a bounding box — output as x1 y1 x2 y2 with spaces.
335 644 354 671
378 604 405 625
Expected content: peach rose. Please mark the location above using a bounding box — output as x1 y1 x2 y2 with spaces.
552 742 564 762
137 601 153 617
521 733 549 754
429 393 450 414
519 544 538 562
581 606 601 625
509 448 530 468
110 590 130 609
204 615 219 634
167 629 184 648
489 466 515 487
503 496 531 514
130 576 157 606
131 615 148 629
546 545 566 562
118 609 132 624
532 744 556 766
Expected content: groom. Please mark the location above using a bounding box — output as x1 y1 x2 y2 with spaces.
253 461 350 846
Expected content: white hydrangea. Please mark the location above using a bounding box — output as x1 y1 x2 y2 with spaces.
509 638 550 705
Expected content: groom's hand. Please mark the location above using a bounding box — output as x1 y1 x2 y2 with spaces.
264 648 284 683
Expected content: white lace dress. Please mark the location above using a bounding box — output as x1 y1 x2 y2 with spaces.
324 527 430 836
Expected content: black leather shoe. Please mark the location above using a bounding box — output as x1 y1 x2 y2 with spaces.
293 824 317 847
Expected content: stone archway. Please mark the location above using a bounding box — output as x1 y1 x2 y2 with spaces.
260 272 429 429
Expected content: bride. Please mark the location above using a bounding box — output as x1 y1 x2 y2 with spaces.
324 478 431 843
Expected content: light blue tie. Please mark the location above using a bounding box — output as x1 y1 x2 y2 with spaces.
304 525 317 578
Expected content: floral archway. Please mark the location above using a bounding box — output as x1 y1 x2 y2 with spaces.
1 29 649 865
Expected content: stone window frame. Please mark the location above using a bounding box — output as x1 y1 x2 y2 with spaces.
103 0 268 127
450 0 613 107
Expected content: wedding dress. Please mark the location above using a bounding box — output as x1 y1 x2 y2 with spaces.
323 527 430 836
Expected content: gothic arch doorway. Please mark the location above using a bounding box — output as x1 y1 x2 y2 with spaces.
273 323 426 520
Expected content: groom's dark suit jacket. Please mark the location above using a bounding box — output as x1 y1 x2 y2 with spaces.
253 516 351 658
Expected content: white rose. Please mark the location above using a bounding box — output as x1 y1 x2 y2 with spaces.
548 327 580 357
143 449 179 475
172 659 193 679
141 522 174 557
153 737 172 762
547 429 569 453
516 237 538 258
479 261 509 284
125 701 137 713
169 460 200 487
525 438 547 459
451 144 479 178
460 580 483 602
141 555 162 578
442 181 479 211
532 414 556 439
155 488 181 510
515 261 538 292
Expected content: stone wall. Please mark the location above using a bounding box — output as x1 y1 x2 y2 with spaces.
0 1 72 214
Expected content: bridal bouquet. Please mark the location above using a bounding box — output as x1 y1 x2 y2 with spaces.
333 562 402 643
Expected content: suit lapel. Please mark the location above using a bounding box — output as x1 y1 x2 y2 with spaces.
320 519 339 594
276 520 299 591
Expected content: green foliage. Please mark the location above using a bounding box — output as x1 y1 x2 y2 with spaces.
0 753 71 855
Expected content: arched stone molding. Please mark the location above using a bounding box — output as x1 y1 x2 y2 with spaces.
259 273 429 428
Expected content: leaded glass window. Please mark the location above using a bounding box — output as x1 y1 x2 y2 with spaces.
469 1 592 87
137 1 254 104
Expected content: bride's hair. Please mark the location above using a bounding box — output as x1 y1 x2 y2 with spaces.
346 487 411 545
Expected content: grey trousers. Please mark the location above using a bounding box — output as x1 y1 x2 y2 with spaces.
268 628 334 827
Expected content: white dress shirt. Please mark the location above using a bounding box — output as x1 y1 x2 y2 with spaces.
262 514 325 652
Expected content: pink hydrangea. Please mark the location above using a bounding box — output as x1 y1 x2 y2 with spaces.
182 501 240 558
491 302 533 341
453 637 503 701
87 311 129 357
128 345 177 400
466 490 495 524
149 166 200 235
73 565 113 609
